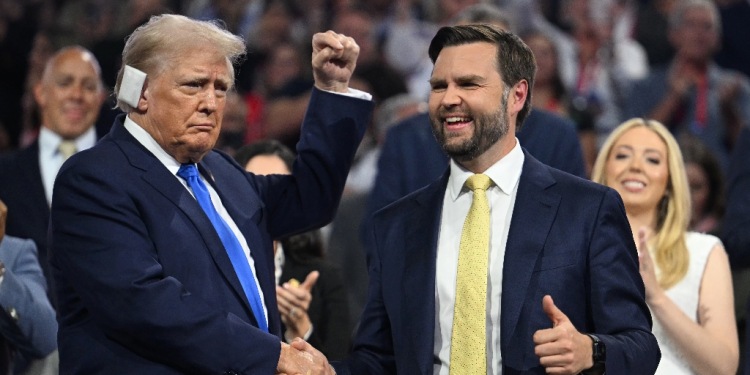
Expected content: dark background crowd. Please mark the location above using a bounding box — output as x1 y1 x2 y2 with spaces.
0 0 749 374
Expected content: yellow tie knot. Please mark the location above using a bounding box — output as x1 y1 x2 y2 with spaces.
465 173 492 192
58 141 78 161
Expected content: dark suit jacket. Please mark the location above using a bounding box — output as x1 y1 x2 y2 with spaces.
0 236 57 373
280 257 351 361
365 109 586 220
48 88 373 374
0 143 50 303
723 127 750 269
0 128 107 309
335 151 659 375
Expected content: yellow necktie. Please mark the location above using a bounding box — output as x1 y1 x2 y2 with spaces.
58 141 77 161
450 173 491 375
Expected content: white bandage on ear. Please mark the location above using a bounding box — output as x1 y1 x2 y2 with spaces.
117 65 147 108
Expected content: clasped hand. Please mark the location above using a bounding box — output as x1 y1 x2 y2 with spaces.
534 295 594 375
276 339 335 375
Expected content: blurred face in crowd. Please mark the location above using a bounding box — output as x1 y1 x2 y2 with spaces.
670 6 719 63
244 153 289 255
138 46 231 163
34 48 104 140
265 44 302 93
686 162 710 221
605 126 670 216
440 0 481 21
244 154 290 175
525 34 557 86
428 42 510 163
333 10 375 63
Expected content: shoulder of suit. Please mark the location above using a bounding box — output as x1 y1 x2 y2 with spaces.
0 235 38 260
536 162 611 200
0 143 37 172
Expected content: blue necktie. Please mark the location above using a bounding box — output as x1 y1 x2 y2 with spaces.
177 164 268 332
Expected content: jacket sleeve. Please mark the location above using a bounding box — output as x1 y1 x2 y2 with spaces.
0 237 57 358
587 189 660 374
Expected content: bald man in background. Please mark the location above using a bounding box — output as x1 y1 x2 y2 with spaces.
0 46 106 307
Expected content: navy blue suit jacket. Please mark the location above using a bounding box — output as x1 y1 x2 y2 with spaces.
723 127 750 269
336 151 659 375
0 128 107 309
48 89 373 374
0 142 52 305
365 109 585 219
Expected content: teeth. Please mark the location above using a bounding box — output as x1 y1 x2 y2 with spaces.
623 181 645 188
446 117 468 123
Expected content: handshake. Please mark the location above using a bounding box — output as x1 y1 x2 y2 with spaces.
276 338 335 375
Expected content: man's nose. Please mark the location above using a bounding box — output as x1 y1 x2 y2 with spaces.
69 83 84 100
440 85 462 108
200 90 219 113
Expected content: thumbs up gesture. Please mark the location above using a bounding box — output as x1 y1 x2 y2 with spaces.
277 271 320 340
533 295 595 374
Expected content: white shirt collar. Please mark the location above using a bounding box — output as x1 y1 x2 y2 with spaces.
123 115 185 175
38 125 97 157
447 138 524 201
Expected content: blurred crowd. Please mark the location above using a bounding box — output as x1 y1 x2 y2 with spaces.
0 0 749 373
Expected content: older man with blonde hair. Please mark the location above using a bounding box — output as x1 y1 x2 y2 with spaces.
49 14 372 375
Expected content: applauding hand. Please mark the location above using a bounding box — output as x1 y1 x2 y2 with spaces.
278 271 319 340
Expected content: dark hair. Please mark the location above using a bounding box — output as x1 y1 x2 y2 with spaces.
233 139 296 172
428 24 536 127
678 134 725 217
280 230 325 263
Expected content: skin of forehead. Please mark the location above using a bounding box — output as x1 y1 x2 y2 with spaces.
42 48 101 86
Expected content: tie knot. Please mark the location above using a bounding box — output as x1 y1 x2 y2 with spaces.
58 140 77 161
465 174 492 192
177 164 199 180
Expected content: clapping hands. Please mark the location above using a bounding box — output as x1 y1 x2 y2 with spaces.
277 271 319 340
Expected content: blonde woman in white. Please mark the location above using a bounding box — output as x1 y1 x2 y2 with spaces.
592 118 738 375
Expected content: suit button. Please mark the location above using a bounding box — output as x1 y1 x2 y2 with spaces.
7 307 18 322
223 371 238 375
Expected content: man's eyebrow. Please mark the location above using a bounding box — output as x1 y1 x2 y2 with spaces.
428 74 486 86
454 74 485 83
428 77 446 86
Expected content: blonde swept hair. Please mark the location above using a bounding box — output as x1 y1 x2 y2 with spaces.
114 14 246 112
592 118 691 289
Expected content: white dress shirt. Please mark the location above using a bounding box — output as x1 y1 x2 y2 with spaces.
38 126 97 205
434 139 524 375
123 116 269 326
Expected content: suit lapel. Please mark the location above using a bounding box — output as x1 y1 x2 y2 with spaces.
111 121 258 326
501 151 560 351
198 157 277 332
21 142 50 217
403 171 448 375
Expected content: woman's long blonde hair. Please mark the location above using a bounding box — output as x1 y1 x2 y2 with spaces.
591 119 691 289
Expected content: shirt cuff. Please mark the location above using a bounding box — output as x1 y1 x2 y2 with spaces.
284 324 314 343
322 87 372 101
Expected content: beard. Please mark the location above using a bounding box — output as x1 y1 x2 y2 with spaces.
429 92 509 163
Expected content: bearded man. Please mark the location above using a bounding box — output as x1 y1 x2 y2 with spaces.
323 24 660 375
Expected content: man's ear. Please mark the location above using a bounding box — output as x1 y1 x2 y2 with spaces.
136 80 150 111
33 82 47 107
509 80 528 116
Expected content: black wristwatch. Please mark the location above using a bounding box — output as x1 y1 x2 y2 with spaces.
581 334 606 375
